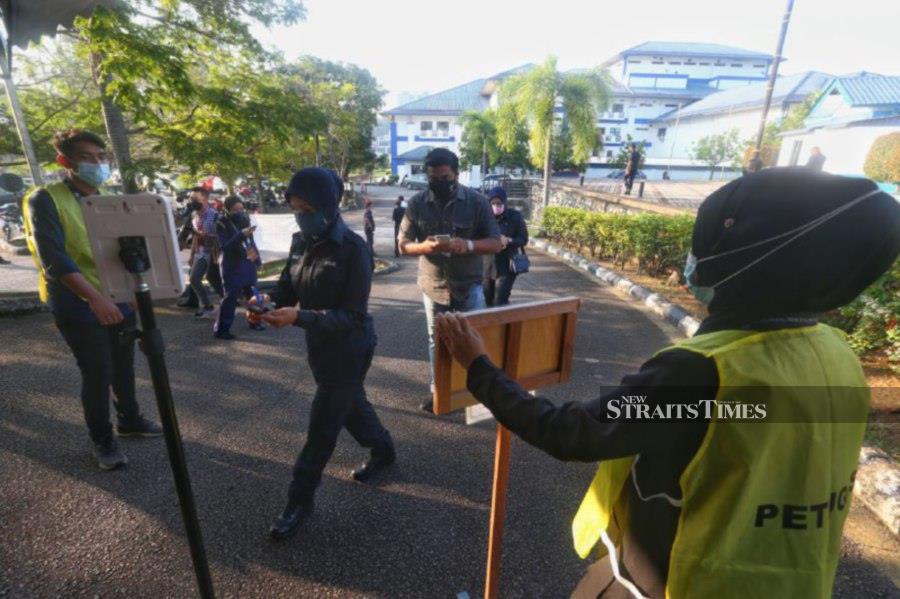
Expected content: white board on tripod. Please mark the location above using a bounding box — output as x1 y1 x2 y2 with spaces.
80 194 185 301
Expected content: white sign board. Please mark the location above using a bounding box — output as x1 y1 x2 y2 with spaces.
80 194 184 301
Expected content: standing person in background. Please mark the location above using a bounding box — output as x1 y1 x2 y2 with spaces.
807 147 827 171
213 195 263 340
363 198 376 256
392 196 406 257
187 187 220 319
623 143 641 194
483 187 528 307
22 128 162 470
398 148 502 412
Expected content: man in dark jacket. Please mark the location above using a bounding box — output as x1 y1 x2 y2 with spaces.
213 195 262 339
260 167 395 541
392 196 406 257
436 168 900 596
624 144 642 195
363 197 376 256
483 187 528 306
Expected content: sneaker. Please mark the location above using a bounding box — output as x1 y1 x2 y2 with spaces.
117 416 164 438
194 306 216 319
92 438 128 470
214 331 236 340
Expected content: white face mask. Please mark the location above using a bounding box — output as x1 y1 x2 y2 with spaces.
689 188 882 297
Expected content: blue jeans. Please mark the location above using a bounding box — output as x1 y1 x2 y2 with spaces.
423 283 485 386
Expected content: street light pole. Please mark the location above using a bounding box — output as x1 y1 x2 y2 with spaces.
754 0 795 153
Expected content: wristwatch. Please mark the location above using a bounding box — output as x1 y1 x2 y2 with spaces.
466 239 474 253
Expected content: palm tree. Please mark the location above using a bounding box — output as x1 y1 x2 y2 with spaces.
496 57 610 207
460 109 497 178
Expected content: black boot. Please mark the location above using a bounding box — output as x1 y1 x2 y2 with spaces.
351 452 396 483
269 501 313 540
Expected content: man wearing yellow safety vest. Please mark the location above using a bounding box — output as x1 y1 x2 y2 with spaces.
436 168 900 598
23 129 162 471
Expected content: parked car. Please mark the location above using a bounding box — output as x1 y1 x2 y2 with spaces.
607 169 647 180
402 174 428 190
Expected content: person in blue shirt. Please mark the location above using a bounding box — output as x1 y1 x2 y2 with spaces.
23 129 162 470
259 167 395 540
212 195 263 339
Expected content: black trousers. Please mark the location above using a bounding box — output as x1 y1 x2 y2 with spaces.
393 223 401 257
484 274 517 307
289 347 394 504
365 229 376 256
56 313 143 444
624 174 636 194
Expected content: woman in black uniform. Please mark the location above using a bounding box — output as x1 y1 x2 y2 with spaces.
261 167 395 540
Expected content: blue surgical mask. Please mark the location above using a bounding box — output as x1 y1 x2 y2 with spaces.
295 211 328 240
684 252 715 305
76 162 111 188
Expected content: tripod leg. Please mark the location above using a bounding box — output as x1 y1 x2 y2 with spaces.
134 287 215 599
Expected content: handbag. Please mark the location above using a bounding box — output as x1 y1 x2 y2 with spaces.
509 247 530 274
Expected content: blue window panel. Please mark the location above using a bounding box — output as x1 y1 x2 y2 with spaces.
599 119 629 124
633 118 655 125
414 136 456 142
396 136 409 142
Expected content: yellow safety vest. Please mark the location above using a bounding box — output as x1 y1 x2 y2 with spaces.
22 182 102 303
572 324 869 598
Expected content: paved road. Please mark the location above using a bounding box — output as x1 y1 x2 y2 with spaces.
0 184 896 597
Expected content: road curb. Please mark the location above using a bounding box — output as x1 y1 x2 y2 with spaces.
856 446 900 537
529 238 701 337
0 294 47 316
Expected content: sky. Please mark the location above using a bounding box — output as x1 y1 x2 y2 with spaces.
256 0 899 110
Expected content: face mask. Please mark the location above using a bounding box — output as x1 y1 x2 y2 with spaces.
685 188 881 304
232 211 250 229
684 251 715 305
77 162 111 188
429 179 457 200
295 211 328 239
492 204 505 217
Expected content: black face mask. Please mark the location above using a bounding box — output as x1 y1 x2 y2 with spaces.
231 212 251 229
429 179 458 201
189 200 202 211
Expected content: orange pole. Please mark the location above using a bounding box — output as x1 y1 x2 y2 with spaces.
485 424 512 599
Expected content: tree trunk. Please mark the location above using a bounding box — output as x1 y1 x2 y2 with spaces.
481 138 488 181
90 53 137 193
315 133 321 166
542 125 552 208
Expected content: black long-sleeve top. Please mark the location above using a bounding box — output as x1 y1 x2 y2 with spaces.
491 207 529 277
270 216 376 354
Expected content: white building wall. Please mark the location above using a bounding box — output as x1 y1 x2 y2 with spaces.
617 54 769 84
776 125 899 176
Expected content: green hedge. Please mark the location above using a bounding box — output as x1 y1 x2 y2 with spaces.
540 206 695 276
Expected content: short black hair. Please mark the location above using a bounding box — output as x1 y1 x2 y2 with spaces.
224 195 243 211
424 148 459 172
52 129 106 158
190 186 210 196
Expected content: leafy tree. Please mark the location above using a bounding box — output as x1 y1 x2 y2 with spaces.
496 57 610 206
742 91 822 168
692 129 743 180
610 135 646 169
864 132 900 183
460 109 531 174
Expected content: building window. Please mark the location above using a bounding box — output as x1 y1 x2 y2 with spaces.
636 126 649 131
628 59 642 64
714 61 726 66
652 58 664 64
668 61 682 65
658 127 667 141
609 127 621 140
752 63 766 68
664 103 678 108
731 63 743 68
420 121 433 134
639 103 653 107
606 150 614 159
699 62 711 66
436 121 450 137
612 103 624 114
685 59 696 65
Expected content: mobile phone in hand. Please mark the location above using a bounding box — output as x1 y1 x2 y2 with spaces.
434 234 451 244
245 302 273 315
